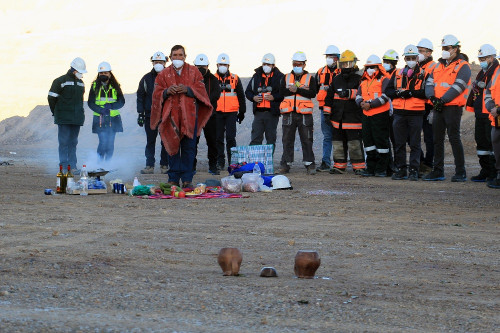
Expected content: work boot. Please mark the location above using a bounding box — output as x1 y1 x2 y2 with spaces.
423 169 445 181
279 165 290 174
487 173 500 189
419 162 432 178
330 167 346 174
160 165 168 174
306 164 317 175
316 161 330 172
141 166 154 174
209 168 220 175
353 169 363 175
408 168 419 181
375 171 387 177
168 180 180 187
360 169 375 177
182 181 194 190
391 168 408 180
451 173 467 182
470 171 488 182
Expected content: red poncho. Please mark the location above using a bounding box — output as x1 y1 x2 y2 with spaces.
150 64 213 155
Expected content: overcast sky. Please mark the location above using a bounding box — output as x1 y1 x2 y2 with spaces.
0 0 498 121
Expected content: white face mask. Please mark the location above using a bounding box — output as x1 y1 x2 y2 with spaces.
75 72 83 79
293 66 303 75
326 58 335 67
262 65 272 74
366 68 376 76
218 65 228 74
153 64 164 73
441 50 451 60
406 61 417 69
418 53 425 63
172 60 184 68
383 63 392 71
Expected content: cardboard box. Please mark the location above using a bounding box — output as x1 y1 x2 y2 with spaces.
66 188 108 195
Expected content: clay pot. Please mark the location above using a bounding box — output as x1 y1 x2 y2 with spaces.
260 267 278 277
217 248 242 276
294 250 320 279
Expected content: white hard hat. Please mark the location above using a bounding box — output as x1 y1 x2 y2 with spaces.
261 53 275 65
417 38 434 51
441 34 460 47
97 61 112 73
324 45 340 55
194 53 209 66
365 54 382 66
382 49 399 61
217 53 230 65
292 51 307 62
151 51 167 62
271 175 292 190
478 44 497 58
70 57 87 74
403 44 419 57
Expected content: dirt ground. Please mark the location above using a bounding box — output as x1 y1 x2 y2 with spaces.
0 144 498 333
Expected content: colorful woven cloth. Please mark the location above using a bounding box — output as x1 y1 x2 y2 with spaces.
139 192 244 199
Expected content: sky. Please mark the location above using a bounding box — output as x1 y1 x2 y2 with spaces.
0 0 499 121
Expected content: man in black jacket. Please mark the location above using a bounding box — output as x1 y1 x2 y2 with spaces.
193 54 221 174
245 53 284 153
137 51 169 174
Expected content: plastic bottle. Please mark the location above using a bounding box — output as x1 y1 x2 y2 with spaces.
133 177 141 187
253 162 261 176
80 165 88 196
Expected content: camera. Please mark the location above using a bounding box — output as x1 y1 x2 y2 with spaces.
257 86 272 93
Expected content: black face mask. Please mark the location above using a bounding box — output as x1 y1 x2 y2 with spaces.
98 75 109 82
197 67 207 76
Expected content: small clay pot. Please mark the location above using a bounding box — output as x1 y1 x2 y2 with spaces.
260 267 278 277
294 250 320 279
217 248 242 276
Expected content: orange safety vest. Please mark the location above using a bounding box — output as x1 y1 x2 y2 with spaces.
487 67 500 127
420 60 437 106
316 66 339 107
215 73 240 112
257 72 273 109
280 73 314 114
360 74 390 116
391 68 426 111
433 59 471 107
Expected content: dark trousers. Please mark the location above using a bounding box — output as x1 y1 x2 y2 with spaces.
145 116 168 167
280 112 315 166
387 114 395 173
168 116 198 184
58 124 80 170
432 106 465 175
250 111 279 151
332 126 363 170
97 128 116 161
393 114 423 170
421 107 434 167
363 112 390 173
195 115 217 171
216 111 237 167
492 127 500 171
475 117 496 177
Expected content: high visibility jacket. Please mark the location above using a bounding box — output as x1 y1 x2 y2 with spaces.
92 82 121 117
215 73 240 112
486 67 500 127
359 76 390 116
280 73 314 114
433 59 471 107
257 72 273 109
316 66 339 107
391 68 426 112
420 60 437 106
324 70 362 130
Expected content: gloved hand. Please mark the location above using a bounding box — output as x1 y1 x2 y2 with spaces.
338 89 349 98
400 90 412 99
430 96 444 112
102 104 111 116
137 112 145 127
237 112 245 124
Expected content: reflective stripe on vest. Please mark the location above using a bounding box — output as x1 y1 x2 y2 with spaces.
92 82 120 117
392 68 426 111
316 66 338 107
433 59 471 106
487 67 500 126
360 76 390 116
279 73 314 114
216 73 240 112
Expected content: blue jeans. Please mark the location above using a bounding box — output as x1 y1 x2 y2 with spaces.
97 127 116 161
320 111 333 166
168 115 198 184
58 124 80 170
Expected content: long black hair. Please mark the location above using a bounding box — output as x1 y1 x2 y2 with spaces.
93 72 123 96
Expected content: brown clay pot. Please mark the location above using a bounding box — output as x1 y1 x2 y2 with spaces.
217 248 242 276
260 267 278 277
294 250 320 278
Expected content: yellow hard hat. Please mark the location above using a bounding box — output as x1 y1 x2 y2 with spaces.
339 50 357 62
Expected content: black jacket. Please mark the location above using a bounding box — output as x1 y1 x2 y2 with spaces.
245 66 284 116
324 69 362 124
136 68 159 117
201 69 221 115
48 69 85 126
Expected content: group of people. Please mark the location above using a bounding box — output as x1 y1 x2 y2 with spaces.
48 34 500 189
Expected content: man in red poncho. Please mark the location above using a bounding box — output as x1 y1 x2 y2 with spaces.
151 45 213 188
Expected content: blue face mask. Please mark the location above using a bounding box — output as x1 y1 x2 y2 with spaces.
293 66 303 75
480 61 489 70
